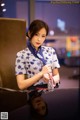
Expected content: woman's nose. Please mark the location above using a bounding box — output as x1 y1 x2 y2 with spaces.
38 36 42 41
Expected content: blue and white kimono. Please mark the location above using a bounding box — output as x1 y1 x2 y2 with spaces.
15 40 60 90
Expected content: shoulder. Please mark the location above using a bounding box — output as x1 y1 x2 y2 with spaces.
42 45 55 52
16 48 29 57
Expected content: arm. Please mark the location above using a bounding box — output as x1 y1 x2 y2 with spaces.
52 68 60 84
16 65 50 90
16 72 43 90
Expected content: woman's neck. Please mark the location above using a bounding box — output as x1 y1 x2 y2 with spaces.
30 42 39 51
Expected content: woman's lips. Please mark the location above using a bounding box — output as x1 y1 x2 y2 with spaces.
36 42 40 45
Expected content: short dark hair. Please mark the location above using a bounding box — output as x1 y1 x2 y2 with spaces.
26 19 49 39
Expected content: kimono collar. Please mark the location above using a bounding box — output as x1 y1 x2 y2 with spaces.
27 40 46 65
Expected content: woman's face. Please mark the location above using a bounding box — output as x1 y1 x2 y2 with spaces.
30 28 47 50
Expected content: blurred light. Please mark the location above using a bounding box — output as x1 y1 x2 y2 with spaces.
57 19 66 31
70 36 77 42
49 30 54 36
2 8 6 12
1 3 5 6
67 52 71 57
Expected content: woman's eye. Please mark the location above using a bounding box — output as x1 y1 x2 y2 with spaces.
35 33 46 38
35 33 38 36
42 36 46 37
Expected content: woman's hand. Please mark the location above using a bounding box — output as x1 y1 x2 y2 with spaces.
41 65 52 75
41 65 52 83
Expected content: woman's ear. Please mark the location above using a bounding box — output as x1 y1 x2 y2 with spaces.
28 31 31 38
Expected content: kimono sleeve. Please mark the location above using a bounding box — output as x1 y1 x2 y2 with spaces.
51 48 60 69
15 51 26 75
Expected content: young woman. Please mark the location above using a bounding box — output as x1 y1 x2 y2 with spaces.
15 19 60 92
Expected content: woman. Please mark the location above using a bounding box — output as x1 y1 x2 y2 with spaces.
15 19 60 92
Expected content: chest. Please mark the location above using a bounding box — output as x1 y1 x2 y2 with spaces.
25 51 53 68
